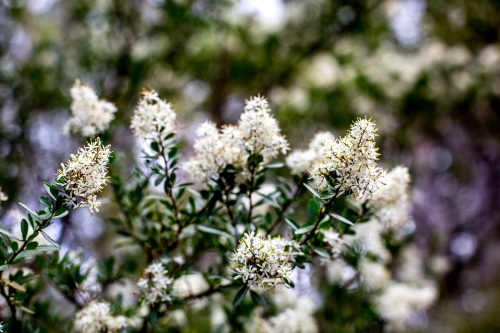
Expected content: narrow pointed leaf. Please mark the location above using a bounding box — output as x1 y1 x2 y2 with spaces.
233 285 249 307
40 231 61 249
294 225 314 235
303 183 321 199
330 213 354 226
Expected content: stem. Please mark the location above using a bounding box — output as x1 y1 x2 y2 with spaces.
266 178 306 236
158 135 180 221
300 188 340 246
182 283 234 302
0 283 19 331
0 206 54 330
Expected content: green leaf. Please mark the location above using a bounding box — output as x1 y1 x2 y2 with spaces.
284 218 298 231
53 206 68 219
18 306 34 314
40 231 61 249
11 251 29 264
262 162 284 169
168 147 178 159
44 182 59 200
250 290 268 306
0 265 10 271
294 225 314 235
154 175 164 186
10 241 18 252
27 232 39 242
26 242 38 251
313 248 330 259
0 228 21 241
330 213 354 226
150 141 160 153
233 285 249 307
149 308 158 326
197 225 230 237
21 220 28 240
39 196 52 208
27 245 59 252
18 202 38 217
307 199 319 217
303 183 321 199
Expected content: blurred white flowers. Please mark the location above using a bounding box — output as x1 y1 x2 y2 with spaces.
310 117 384 200
130 88 177 140
286 131 334 175
64 80 117 137
0 187 7 204
369 166 411 231
73 301 130 333
56 138 111 214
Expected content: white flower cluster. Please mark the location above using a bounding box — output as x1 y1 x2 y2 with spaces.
373 282 437 331
182 121 247 183
183 96 288 183
286 132 334 174
0 187 7 204
232 232 300 289
244 288 318 333
137 261 173 305
345 219 391 263
130 88 177 140
369 166 411 231
310 117 385 200
64 80 117 137
322 228 345 257
239 96 289 160
73 301 129 333
358 258 390 291
56 138 111 214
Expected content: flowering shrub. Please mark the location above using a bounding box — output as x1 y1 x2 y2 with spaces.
0 82 441 332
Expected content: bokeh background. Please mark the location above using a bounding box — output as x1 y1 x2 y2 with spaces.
1 0 500 331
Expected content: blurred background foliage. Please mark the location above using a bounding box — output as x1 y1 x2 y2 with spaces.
1 0 500 331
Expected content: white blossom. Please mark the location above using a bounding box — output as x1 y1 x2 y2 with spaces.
310 118 385 200
64 80 117 137
0 187 7 204
56 138 111 214
183 95 288 184
358 258 390 291
238 96 289 161
232 232 300 289
137 261 173 305
73 301 129 333
130 88 177 140
244 288 318 333
321 228 345 257
345 219 391 263
286 132 334 175
373 282 437 331
182 122 246 183
369 166 411 231
173 273 210 299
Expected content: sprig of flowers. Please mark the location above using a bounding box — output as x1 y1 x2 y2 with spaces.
368 166 411 231
232 232 301 289
56 138 111 214
286 131 334 175
137 261 174 305
73 301 130 333
130 88 177 140
64 80 117 137
310 117 385 200
183 96 288 184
